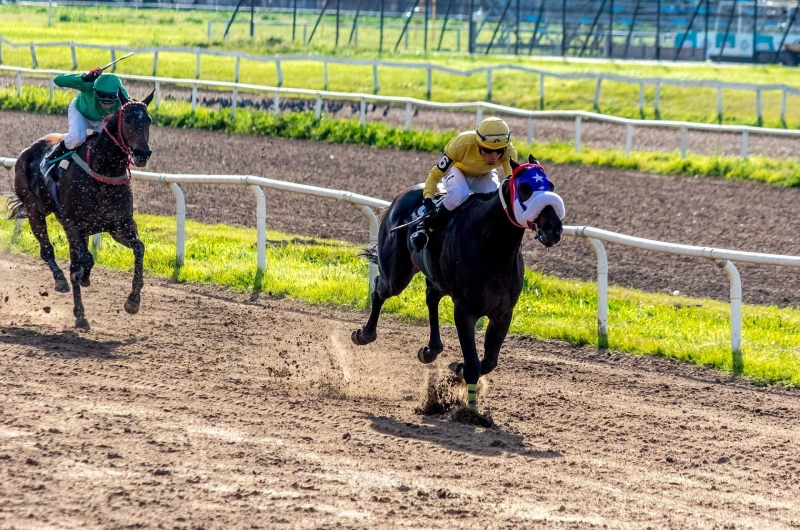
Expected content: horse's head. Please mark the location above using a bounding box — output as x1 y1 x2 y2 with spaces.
508 154 565 247
117 89 154 167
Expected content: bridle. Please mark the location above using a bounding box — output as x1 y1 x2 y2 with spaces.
498 163 548 232
78 101 147 186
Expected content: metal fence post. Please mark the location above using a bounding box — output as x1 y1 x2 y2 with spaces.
715 259 742 370
638 83 645 116
527 116 534 144
539 73 545 109
249 184 267 272
191 84 198 113
717 86 723 122
426 66 432 100
586 236 609 349
30 45 37 68
405 101 412 131
232 86 238 118
276 59 283 87
680 125 688 159
324 59 328 90
155 80 161 110
360 97 366 126
741 129 749 159
196 52 201 79
152 51 158 77
625 123 633 156
575 115 582 153
235 54 241 83
593 78 602 110
274 90 281 117
487 69 492 101
756 89 762 126
169 182 186 268
373 62 379 93
110 49 116 72
316 93 323 120
16 71 22 97
654 82 662 117
70 44 77 70
781 88 787 124
476 103 483 126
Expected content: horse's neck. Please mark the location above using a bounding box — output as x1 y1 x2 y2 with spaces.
470 184 525 256
86 118 128 173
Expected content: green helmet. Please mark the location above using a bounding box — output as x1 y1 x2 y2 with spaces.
94 74 124 103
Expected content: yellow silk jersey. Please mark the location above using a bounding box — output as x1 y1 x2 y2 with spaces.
423 130 518 200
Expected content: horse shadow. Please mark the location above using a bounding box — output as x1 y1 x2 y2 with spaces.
363 412 562 460
0 327 132 359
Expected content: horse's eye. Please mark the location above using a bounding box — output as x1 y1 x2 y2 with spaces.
518 182 533 202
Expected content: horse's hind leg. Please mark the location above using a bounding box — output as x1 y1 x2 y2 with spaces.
108 222 145 315
418 280 444 364
352 274 393 345
27 209 69 293
480 309 514 376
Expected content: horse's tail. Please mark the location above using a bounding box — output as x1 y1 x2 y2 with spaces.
358 245 379 265
6 195 27 220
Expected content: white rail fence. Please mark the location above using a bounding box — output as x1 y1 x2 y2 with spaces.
4 156 800 364
2 36 799 123
5 66 800 161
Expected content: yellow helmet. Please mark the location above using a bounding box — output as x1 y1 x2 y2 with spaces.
475 117 511 150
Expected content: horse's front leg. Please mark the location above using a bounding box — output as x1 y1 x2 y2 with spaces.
481 308 514 376
453 304 479 408
109 222 145 315
418 279 444 364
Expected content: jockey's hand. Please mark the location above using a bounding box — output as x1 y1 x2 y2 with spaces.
421 198 436 217
82 67 104 83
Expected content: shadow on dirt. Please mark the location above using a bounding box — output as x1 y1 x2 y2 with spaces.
0 327 133 359
364 412 562 460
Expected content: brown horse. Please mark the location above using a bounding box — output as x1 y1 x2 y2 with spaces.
9 89 154 330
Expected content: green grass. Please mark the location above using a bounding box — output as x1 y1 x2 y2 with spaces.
1 210 799 386
3 84 800 187
3 4 800 128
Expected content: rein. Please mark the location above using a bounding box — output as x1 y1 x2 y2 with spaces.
80 101 146 186
498 174 533 231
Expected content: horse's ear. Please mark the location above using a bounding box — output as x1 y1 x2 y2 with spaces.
528 153 540 164
118 88 130 105
509 158 520 171
142 89 155 107
549 181 555 192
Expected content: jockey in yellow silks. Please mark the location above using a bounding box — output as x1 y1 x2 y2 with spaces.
410 117 518 251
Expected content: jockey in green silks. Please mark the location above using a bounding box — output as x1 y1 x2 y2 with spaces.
42 67 131 167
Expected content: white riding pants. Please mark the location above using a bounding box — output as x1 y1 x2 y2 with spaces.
64 98 104 150
441 166 501 211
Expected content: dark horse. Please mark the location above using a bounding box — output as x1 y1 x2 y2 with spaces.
352 155 565 407
10 89 154 330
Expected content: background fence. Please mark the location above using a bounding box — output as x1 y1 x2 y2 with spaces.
9 0 800 62
3 37 800 126
4 155 800 364
4 65 800 159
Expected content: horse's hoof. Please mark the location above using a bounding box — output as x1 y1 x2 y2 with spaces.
80 277 91 287
448 361 464 377
124 299 140 315
55 280 70 293
75 317 90 331
351 329 376 346
417 346 440 364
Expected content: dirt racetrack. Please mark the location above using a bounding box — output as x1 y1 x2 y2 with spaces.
2 111 800 307
2 253 800 529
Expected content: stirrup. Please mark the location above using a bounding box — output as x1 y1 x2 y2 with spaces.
410 228 429 252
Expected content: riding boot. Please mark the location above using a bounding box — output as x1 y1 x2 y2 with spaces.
409 206 446 252
41 140 69 181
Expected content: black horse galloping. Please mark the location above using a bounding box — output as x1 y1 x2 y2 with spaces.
352 155 565 408
10 89 154 330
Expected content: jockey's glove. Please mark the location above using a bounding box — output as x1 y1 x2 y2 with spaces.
421 198 436 217
82 67 104 83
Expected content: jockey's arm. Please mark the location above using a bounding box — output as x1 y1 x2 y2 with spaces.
500 142 519 178
54 74 91 91
423 138 464 200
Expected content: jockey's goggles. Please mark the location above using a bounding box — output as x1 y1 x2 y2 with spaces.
95 89 118 103
476 129 511 149
479 145 507 155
